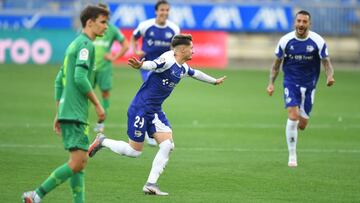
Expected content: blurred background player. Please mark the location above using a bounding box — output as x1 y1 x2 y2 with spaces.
88 34 226 196
131 0 180 146
22 5 108 203
266 10 335 168
93 3 129 133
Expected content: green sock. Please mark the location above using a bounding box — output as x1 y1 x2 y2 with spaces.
70 171 85 203
102 98 110 116
35 163 74 199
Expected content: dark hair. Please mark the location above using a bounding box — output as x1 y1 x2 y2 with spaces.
296 10 311 21
80 5 109 28
98 3 109 11
155 0 169 11
171 34 192 48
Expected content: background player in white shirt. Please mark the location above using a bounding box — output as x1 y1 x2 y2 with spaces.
266 10 335 168
88 34 226 195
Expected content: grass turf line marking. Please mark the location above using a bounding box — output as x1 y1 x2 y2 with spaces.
1 144 359 153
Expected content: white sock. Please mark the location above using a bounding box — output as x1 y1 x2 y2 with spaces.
147 139 174 184
286 119 299 157
34 192 41 203
102 138 142 157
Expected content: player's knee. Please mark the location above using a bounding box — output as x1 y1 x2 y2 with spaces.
69 160 87 173
127 147 142 158
159 139 174 152
69 155 88 172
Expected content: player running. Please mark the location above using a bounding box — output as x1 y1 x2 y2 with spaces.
266 10 335 168
88 34 226 196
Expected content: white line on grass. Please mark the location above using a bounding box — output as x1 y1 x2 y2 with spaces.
1 144 359 153
1 123 360 129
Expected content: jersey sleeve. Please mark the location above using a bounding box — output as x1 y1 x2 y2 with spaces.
75 41 94 70
74 40 94 94
310 32 329 59
111 24 125 43
74 65 92 94
183 63 195 76
133 21 146 40
152 51 173 73
142 55 167 71
184 63 216 84
275 38 285 59
54 67 64 101
319 43 329 59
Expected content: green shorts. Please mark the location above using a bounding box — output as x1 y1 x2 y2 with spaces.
94 67 112 91
60 122 89 151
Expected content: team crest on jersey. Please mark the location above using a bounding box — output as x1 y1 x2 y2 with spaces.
290 45 294 50
165 32 173 39
149 31 154 36
79 48 89 60
286 97 292 104
306 45 314 53
134 130 143 137
147 39 154 46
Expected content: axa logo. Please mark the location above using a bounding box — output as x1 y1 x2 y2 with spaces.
169 6 196 28
110 4 146 26
250 7 289 30
203 6 242 29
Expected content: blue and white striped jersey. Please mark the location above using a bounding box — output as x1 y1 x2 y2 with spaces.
275 31 329 87
129 51 196 113
133 18 180 61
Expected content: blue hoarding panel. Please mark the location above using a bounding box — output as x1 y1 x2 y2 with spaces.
0 3 293 32
109 3 293 32
0 14 72 29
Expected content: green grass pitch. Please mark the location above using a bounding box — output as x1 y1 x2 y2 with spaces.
0 64 359 202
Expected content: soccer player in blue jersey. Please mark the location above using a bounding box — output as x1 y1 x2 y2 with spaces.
88 34 226 195
131 0 180 146
266 10 335 168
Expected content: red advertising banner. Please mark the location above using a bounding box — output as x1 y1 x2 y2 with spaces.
111 29 227 69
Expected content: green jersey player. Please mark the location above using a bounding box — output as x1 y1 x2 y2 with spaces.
22 5 108 203
93 3 129 133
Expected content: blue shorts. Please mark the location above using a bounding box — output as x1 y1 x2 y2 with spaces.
283 83 316 119
127 107 172 142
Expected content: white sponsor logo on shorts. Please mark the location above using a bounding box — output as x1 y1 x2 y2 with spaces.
134 130 143 137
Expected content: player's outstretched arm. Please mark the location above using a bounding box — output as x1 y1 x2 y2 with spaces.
322 57 335 87
191 69 226 85
215 76 227 85
128 57 144 69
